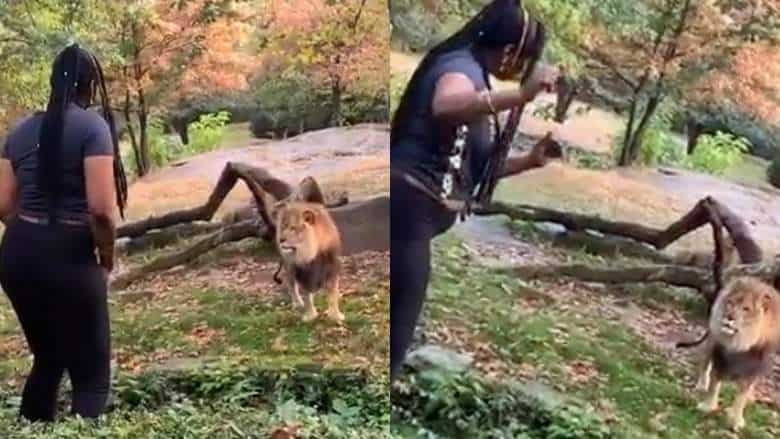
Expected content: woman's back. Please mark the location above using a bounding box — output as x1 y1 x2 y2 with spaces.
3 103 113 221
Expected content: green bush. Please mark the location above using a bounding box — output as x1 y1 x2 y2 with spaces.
389 0 444 51
672 104 780 160
390 71 408 118
341 91 388 125
767 154 780 188
250 73 333 139
612 104 685 167
0 365 390 438
187 111 231 154
684 131 750 175
393 370 615 438
147 116 182 168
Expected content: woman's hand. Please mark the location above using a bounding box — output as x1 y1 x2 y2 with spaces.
528 132 563 168
521 65 559 102
500 132 563 178
98 247 114 273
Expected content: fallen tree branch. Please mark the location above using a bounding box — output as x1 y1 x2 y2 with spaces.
116 221 225 256
497 263 710 291
118 162 291 238
477 197 762 261
496 259 780 294
111 219 265 290
478 196 771 304
111 196 390 291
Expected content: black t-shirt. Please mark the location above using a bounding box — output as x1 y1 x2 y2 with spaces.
1 103 114 220
391 47 495 197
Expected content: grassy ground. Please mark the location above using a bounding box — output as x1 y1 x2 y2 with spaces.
393 232 780 438
0 212 389 436
722 155 772 190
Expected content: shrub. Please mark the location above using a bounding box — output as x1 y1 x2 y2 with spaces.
341 90 388 125
389 1 443 51
390 71 409 119
251 73 332 139
249 110 276 138
147 116 182 168
684 131 750 175
187 111 231 154
767 154 780 188
393 370 615 438
612 104 685 167
672 104 779 160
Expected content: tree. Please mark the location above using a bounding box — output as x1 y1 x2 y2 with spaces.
264 0 388 126
0 0 259 176
550 0 780 166
105 1 257 176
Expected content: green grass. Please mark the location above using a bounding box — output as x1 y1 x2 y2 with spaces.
722 154 772 190
220 122 254 149
0 237 389 435
407 236 780 438
0 365 391 438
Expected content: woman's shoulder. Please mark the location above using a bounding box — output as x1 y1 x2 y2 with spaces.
4 112 41 142
66 105 111 134
433 48 485 83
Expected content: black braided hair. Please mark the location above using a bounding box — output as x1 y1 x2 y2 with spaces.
391 0 547 145
38 43 128 219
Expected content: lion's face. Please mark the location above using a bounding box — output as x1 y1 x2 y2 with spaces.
712 278 779 350
718 291 765 338
273 202 319 264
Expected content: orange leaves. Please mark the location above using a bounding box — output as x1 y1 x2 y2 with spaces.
693 42 780 122
113 0 260 104
265 0 389 93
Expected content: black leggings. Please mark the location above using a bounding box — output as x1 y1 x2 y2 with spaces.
0 218 110 422
390 173 456 382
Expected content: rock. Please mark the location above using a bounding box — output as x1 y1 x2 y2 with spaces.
517 380 567 409
405 344 473 373
534 222 567 235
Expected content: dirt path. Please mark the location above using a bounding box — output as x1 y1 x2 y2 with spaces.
124 124 389 221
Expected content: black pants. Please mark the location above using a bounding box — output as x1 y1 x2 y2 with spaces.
0 218 111 422
390 173 456 382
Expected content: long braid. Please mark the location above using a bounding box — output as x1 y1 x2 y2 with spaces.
38 45 81 221
90 54 128 219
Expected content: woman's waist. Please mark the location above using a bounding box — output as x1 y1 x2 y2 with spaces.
2 215 96 257
16 208 91 227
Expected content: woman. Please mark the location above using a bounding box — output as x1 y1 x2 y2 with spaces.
391 0 560 382
0 44 128 421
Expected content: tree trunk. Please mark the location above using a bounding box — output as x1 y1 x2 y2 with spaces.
137 89 150 176
123 90 142 173
553 75 577 123
686 119 703 155
618 92 639 166
330 78 342 127
626 93 662 164
617 88 663 167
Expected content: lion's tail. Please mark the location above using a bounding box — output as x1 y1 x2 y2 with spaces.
273 262 284 284
676 330 710 349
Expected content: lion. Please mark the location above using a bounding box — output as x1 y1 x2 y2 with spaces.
261 177 344 323
692 276 780 431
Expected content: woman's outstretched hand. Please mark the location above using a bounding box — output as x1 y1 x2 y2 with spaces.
521 65 559 102
528 132 564 168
